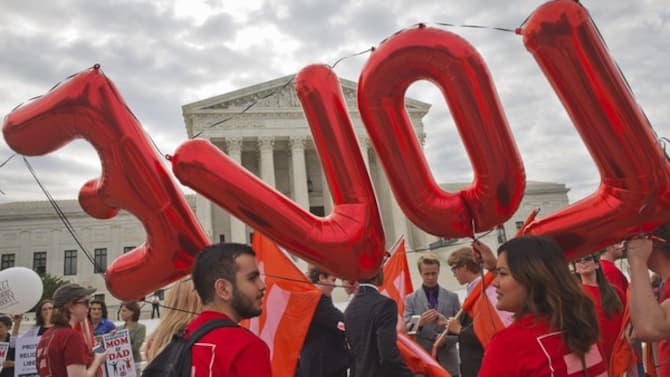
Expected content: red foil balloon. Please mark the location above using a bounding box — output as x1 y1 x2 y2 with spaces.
2 66 209 300
358 25 526 238
172 64 385 280
520 0 670 258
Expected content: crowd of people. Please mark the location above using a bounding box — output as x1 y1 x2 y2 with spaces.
0 223 667 377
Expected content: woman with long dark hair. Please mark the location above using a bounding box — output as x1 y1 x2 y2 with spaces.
24 299 54 337
574 253 624 364
475 236 607 376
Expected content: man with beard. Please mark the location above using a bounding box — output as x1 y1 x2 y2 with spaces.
187 242 270 377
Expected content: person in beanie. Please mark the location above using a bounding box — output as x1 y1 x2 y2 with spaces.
35 283 107 377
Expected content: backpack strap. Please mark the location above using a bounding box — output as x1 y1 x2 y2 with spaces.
187 318 237 347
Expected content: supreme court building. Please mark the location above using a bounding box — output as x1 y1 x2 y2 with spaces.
0 74 571 307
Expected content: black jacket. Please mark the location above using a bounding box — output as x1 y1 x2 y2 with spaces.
344 285 413 377
458 312 484 377
297 294 350 377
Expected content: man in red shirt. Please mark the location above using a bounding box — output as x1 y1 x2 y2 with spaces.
187 242 270 377
599 242 629 294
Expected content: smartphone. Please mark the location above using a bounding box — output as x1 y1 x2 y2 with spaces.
406 315 421 335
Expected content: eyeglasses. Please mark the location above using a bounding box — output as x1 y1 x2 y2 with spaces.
574 255 595 263
450 265 461 273
74 299 90 306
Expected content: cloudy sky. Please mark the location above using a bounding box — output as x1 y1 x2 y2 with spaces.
0 0 668 208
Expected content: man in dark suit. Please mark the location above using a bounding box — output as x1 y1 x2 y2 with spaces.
404 253 461 376
296 267 350 377
344 268 413 377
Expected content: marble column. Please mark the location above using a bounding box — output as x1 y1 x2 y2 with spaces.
290 136 310 210
226 137 247 243
321 169 333 215
390 197 409 245
258 136 276 188
195 195 214 242
359 136 370 171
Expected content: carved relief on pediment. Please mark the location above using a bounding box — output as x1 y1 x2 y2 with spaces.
203 82 360 111
204 85 300 110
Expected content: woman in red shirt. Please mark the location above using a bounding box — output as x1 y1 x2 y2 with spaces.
35 283 107 377
475 236 608 377
574 254 624 364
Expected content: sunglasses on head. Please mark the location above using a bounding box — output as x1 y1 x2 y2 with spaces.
574 255 595 263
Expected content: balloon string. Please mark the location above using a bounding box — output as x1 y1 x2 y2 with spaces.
0 153 17 195
194 20 519 139
329 47 374 69
0 153 16 169
141 272 346 317
434 22 515 33
192 77 295 139
22 157 107 277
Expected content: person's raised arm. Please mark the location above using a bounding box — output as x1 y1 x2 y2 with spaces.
472 240 497 271
627 238 670 340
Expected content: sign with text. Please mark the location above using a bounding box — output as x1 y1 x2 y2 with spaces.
0 342 8 372
15 336 39 377
102 329 135 377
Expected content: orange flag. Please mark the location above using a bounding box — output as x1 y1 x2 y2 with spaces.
609 291 636 377
380 237 414 325
468 284 505 348
380 237 451 377
240 232 322 377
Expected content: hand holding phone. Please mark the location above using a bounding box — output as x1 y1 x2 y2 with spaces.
406 315 421 335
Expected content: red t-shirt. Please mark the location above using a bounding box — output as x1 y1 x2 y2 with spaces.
479 315 608 377
581 284 624 364
36 326 93 377
658 280 670 376
185 310 271 377
599 259 629 295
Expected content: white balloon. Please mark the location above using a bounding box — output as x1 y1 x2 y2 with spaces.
0 267 43 315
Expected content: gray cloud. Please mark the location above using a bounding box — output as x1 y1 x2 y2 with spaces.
1 0 668 211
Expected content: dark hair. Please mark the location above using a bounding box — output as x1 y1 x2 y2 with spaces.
0 316 12 329
121 301 141 322
307 266 329 284
498 236 599 358
587 255 623 319
653 223 670 255
89 299 109 319
35 299 53 327
51 295 88 327
192 243 256 305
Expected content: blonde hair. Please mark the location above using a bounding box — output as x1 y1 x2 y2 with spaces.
145 277 202 362
417 253 441 272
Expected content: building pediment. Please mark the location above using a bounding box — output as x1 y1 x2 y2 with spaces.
182 73 431 139
182 74 431 114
